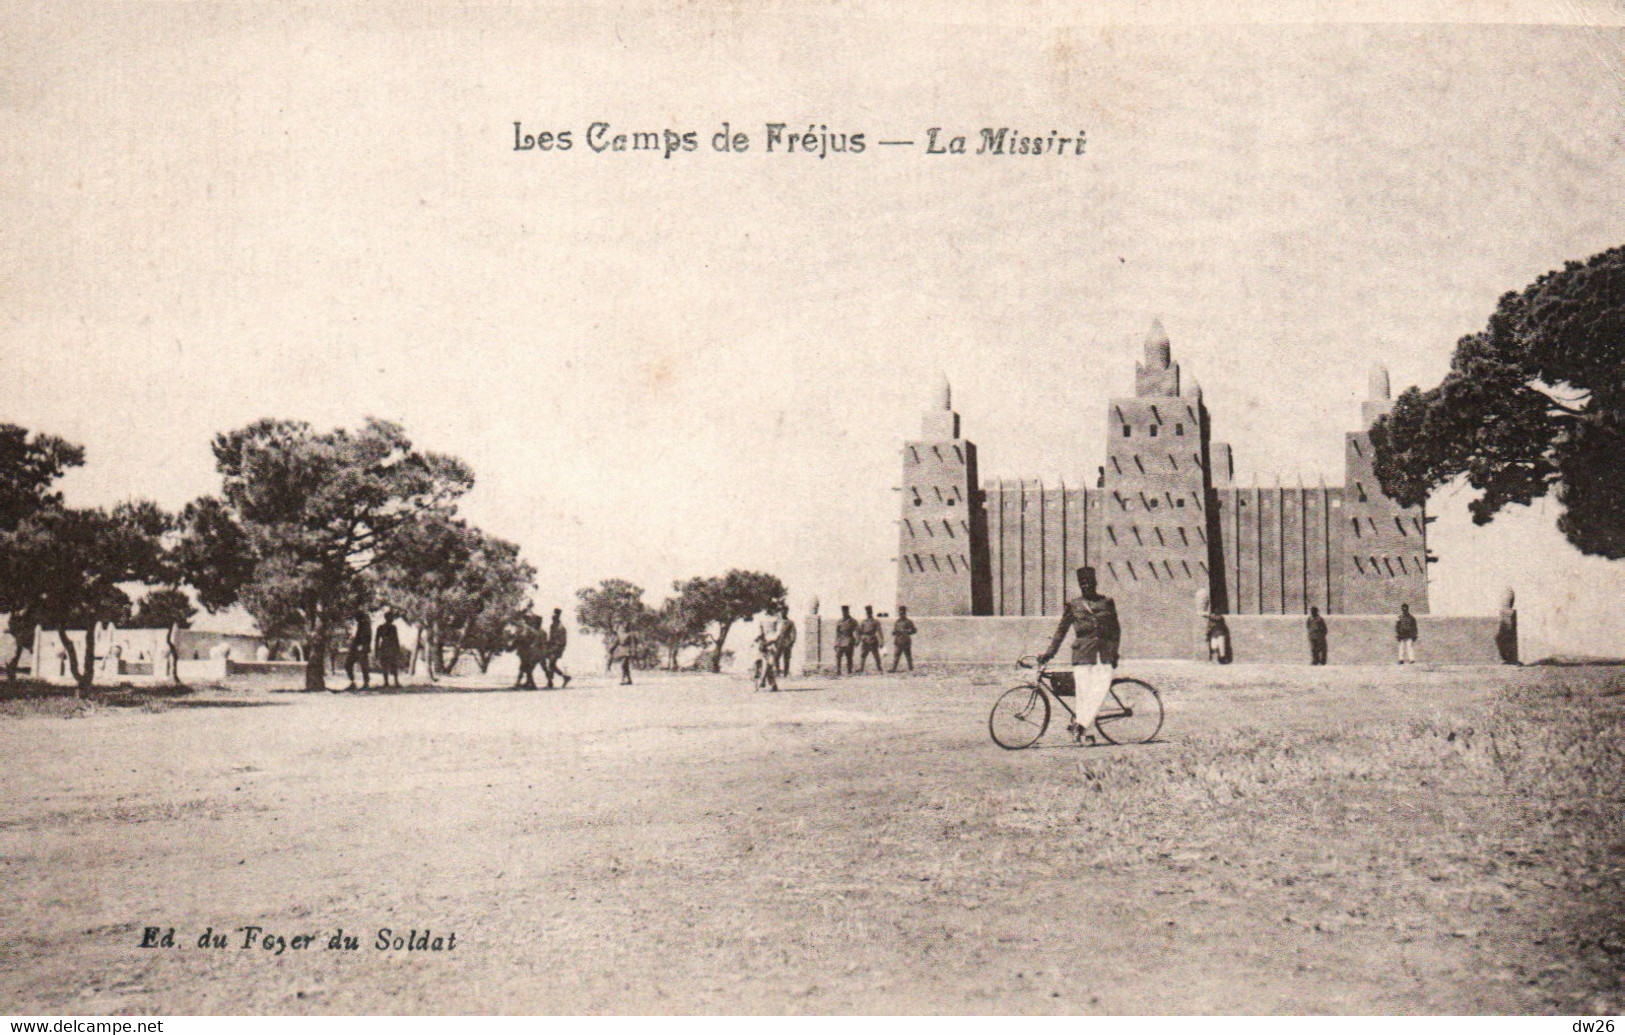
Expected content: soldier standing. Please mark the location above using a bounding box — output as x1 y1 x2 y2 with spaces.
777 608 797 677
344 607 372 691
1037 566 1121 744
374 611 403 689
1396 603 1419 664
545 608 572 688
856 605 884 673
1307 606 1328 666
890 605 917 672
833 606 857 675
1206 611 1230 664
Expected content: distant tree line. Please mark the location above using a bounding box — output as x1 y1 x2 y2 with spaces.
0 418 537 694
575 570 786 673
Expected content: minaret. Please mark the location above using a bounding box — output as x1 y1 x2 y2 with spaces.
1100 321 1213 655
1361 363 1393 427
1342 360 1428 615
1135 318 1181 397
921 373 959 439
898 376 987 616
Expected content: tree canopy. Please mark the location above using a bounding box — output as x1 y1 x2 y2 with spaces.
1371 244 1625 559
673 570 786 673
181 418 475 690
0 501 171 691
130 587 197 630
370 512 535 679
575 579 652 641
0 424 84 530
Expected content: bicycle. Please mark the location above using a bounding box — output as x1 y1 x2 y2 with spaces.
987 654 1163 750
752 635 780 692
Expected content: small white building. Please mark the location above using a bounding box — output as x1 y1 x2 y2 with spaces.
29 611 271 685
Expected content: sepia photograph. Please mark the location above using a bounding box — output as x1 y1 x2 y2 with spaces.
2 0 1624 1018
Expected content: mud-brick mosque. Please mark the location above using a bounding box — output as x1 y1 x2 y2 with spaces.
807 321 1512 666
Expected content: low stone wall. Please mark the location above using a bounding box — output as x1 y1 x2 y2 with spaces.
801 612 1510 667
225 659 307 677
1221 614 1505 665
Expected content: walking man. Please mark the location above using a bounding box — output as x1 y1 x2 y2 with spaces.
374 611 403 689
546 608 572 688
614 623 637 685
1396 603 1419 664
514 613 542 689
1307 606 1328 666
856 605 884 673
833 605 857 676
776 608 797 677
890 605 917 672
1037 566 1121 744
344 607 372 691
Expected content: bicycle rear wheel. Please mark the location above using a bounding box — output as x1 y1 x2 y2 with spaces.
1094 677 1163 745
989 685 1050 750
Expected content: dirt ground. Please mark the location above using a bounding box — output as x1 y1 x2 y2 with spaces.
1 661 1622 1015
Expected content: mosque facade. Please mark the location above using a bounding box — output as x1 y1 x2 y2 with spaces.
897 321 1430 659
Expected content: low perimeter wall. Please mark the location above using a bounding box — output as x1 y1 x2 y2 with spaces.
1220 615 1504 665
802 613 1509 667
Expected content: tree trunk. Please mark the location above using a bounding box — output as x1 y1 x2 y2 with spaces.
444 622 468 677
477 651 493 674
6 636 22 683
166 624 182 684
305 606 328 691
710 620 733 673
59 625 93 697
425 625 439 683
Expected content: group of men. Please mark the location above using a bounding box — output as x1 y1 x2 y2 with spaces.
343 608 405 691
830 604 917 675
515 609 571 689
341 606 573 691
1309 602 1421 665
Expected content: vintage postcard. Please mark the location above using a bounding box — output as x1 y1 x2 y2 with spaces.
1 0 1623 1018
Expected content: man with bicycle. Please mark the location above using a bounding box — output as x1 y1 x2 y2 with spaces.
1037 566 1121 743
753 607 783 692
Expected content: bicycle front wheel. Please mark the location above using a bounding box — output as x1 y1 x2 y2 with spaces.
989 685 1050 750
1094 677 1163 744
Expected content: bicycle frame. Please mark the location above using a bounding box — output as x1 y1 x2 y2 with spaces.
992 655 1161 750
1037 668 1132 724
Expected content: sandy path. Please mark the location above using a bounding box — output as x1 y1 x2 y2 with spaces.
0 663 1619 1014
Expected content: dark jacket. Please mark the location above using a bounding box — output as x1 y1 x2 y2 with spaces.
1396 612 1419 641
893 617 917 643
1044 593 1121 666
1307 613 1328 642
374 622 401 661
858 617 883 646
834 616 858 648
548 619 568 654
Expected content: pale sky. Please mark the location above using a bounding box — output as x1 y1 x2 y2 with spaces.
3 4 1624 656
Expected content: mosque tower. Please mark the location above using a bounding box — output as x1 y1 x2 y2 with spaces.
897 376 990 616
1098 319 1217 656
1342 362 1430 614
